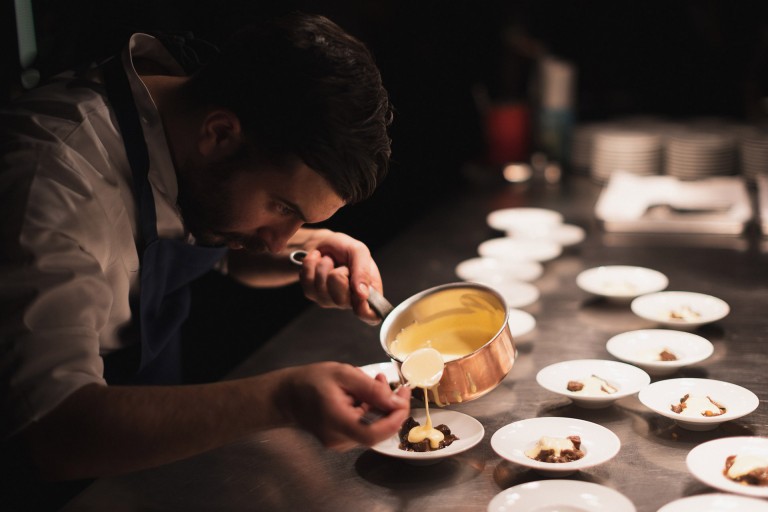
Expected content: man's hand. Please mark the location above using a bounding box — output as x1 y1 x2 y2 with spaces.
278 362 410 450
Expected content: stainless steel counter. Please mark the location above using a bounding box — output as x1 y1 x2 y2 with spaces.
62 175 768 512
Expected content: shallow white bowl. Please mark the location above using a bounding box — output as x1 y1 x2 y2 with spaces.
480 279 540 308
455 256 544 283
686 437 768 498
358 361 400 384
576 265 669 301
658 492 768 511
478 237 563 263
631 291 730 329
371 409 484 464
487 480 636 512
536 359 651 409
638 378 759 431
507 308 536 339
505 223 587 247
490 417 621 477
605 329 714 377
486 207 564 234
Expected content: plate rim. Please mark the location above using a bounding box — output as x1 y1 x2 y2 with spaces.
487 479 636 512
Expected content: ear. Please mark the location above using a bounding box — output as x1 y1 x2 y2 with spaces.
197 109 242 158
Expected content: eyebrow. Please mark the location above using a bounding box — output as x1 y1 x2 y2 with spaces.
280 197 308 223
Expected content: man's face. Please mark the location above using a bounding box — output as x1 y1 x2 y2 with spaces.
177 158 345 253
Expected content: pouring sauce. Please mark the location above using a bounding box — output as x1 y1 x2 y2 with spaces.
400 348 446 449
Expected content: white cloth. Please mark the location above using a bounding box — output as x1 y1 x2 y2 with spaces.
0 34 188 436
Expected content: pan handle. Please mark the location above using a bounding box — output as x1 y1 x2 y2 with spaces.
289 250 393 319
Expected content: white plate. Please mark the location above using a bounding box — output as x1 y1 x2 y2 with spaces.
686 437 768 498
371 409 484 464
358 362 400 384
478 237 563 263
486 207 564 234
631 291 730 329
536 359 651 409
488 480 636 512
576 265 669 301
490 417 621 477
638 378 759 431
507 223 587 247
507 308 536 339
482 279 540 308
455 256 544 283
605 329 714 377
658 492 768 511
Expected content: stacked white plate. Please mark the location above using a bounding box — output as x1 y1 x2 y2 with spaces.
590 128 663 183
665 130 737 180
570 122 615 175
739 129 768 183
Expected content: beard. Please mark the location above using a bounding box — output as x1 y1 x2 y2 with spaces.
175 154 243 247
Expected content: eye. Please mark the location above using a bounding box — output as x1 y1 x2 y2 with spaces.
274 201 297 217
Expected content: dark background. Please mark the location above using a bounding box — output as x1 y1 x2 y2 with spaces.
3 0 768 381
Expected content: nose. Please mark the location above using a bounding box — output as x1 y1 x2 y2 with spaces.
260 219 304 254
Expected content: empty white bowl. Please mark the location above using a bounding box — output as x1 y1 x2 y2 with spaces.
638 378 759 431
490 417 621 477
605 329 714 377
486 207 564 234
455 256 544 283
487 480 636 512
576 265 669 301
536 359 651 409
631 291 730 329
478 237 563 263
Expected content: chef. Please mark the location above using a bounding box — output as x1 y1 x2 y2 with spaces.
0 12 410 485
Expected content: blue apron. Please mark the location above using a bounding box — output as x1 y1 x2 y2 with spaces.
102 57 227 385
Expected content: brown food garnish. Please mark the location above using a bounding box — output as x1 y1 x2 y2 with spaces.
659 349 678 361
670 393 726 416
567 380 584 392
397 416 458 452
529 435 585 463
724 454 768 486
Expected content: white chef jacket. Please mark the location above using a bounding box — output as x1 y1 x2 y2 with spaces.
0 34 194 437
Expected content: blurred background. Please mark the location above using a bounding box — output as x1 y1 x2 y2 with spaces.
3 0 768 380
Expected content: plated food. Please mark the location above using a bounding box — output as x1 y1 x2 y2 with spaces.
487 480 636 512
686 437 768 498
606 329 714 377
657 493 768 512
398 415 458 452
490 417 620 476
536 359 651 408
638 378 759 431
371 409 484 463
576 265 669 301
631 291 730 329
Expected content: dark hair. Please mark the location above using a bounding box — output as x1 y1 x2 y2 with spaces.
182 12 392 203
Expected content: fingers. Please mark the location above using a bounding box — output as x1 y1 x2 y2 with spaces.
297 248 383 325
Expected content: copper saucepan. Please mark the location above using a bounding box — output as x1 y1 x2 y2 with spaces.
379 282 517 405
289 252 516 405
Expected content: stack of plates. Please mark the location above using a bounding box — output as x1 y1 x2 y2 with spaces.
570 122 613 175
590 129 663 183
739 129 768 183
665 131 737 180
